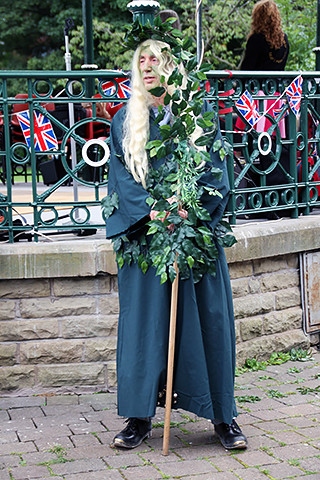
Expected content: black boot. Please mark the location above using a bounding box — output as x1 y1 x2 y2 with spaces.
214 419 248 450
112 418 152 449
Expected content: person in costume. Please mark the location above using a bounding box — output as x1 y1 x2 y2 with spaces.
105 37 247 451
240 0 289 70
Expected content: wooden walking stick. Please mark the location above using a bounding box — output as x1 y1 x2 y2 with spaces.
162 259 179 456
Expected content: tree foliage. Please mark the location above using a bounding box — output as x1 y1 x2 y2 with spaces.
0 0 317 72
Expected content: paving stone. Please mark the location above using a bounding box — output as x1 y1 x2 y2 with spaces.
0 351 319 479
269 442 320 461
64 444 111 461
118 464 165 480
0 454 21 469
69 432 103 447
18 425 72 442
157 458 218 477
265 462 310 479
68 421 106 435
33 435 74 452
64 472 123 480
0 411 9 422
8 407 45 421
232 467 276 479
0 471 11 480
232 450 280 467
270 429 312 445
0 431 19 444
7 464 50 479
50 458 106 476
0 442 37 455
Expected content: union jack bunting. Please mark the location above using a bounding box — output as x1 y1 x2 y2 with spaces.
101 77 131 113
235 90 261 127
16 110 58 151
272 100 289 122
286 75 303 117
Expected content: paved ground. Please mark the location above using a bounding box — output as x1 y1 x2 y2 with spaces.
0 350 319 480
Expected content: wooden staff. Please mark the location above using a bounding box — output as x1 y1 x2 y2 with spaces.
162 259 179 456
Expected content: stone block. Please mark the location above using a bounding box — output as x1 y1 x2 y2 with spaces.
107 361 117 388
229 261 253 279
248 277 261 294
275 287 301 310
240 317 264 341
20 340 83 364
60 315 118 338
97 294 119 315
263 307 302 335
261 270 299 292
234 319 241 343
231 277 250 298
0 343 17 366
20 296 96 318
0 299 16 319
0 319 59 342
233 292 275 319
253 256 290 274
0 366 36 391
53 276 111 297
0 278 50 298
38 363 106 387
84 338 117 362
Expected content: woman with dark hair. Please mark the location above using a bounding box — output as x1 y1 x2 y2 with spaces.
240 0 289 70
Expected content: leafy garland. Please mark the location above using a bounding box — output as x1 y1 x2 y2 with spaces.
102 18 236 284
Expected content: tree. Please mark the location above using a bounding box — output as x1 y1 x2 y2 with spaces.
0 0 317 72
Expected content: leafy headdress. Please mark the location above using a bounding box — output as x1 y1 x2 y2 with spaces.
102 17 236 284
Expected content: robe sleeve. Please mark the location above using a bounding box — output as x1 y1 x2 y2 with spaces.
106 107 150 239
197 102 230 230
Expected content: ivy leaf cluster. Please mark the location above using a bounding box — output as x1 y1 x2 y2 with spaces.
103 19 236 284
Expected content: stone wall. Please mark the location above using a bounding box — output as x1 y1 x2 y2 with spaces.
0 216 319 396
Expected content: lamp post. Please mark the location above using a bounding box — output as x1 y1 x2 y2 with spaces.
196 0 203 66
127 0 160 25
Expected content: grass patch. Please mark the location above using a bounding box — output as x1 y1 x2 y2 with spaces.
236 348 313 376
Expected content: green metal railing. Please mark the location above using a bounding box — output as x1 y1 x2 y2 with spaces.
0 70 319 242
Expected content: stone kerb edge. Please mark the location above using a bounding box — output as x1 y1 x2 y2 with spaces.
0 216 320 279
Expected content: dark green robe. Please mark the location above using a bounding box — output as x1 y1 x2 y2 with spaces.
106 105 238 423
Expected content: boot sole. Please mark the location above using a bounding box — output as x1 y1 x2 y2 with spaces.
112 431 151 449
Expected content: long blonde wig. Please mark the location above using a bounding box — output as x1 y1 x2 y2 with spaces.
123 39 179 187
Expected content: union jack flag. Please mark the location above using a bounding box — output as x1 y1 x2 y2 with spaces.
272 100 289 122
286 75 303 117
16 110 58 151
235 90 261 127
101 77 131 114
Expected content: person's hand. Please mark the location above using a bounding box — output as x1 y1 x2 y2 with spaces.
150 196 188 230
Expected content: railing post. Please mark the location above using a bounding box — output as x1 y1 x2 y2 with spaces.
316 0 320 70
82 0 96 97
127 0 160 25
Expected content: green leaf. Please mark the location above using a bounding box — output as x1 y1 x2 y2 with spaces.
187 255 195 268
101 192 119 219
196 117 214 129
147 224 159 235
149 86 166 97
146 139 163 149
194 134 211 147
160 272 168 284
139 259 149 274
